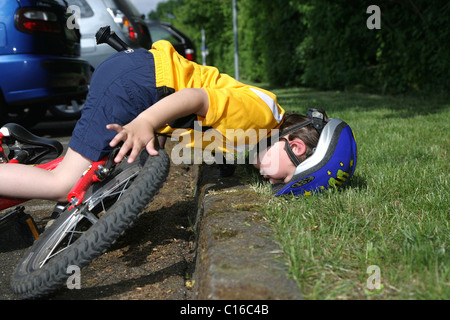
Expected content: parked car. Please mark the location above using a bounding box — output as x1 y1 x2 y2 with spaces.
146 20 196 61
50 0 152 119
0 0 90 127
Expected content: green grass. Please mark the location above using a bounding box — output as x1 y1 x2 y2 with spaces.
253 88 449 300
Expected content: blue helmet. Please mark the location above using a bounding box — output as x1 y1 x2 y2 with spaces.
272 109 357 196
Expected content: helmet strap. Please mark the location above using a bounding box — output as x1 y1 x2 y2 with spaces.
280 108 326 166
284 138 301 167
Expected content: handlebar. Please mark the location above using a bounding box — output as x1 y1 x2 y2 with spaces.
95 26 131 52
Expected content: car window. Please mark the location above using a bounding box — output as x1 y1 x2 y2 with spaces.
113 0 142 17
66 0 94 18
149 26 182 44
52 0 71 7
103 0 140 18
103 0 117 10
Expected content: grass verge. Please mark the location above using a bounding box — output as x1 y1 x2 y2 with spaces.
253 88 449 299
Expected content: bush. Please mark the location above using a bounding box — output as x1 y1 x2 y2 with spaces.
150 0 450 94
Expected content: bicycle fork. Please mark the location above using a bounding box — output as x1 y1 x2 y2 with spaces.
66 147 120 209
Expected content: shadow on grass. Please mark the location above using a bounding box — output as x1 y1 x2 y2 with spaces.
271 87 449 118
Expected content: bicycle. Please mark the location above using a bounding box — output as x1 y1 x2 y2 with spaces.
2 26 171 299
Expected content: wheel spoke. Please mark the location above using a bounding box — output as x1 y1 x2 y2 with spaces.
88 168 139 211
38 212 85 268
71 100 81 112
35 161 142 269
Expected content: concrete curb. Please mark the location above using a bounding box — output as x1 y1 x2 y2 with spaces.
190 164 303 300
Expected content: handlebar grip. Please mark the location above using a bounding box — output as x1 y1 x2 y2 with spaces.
95 26 131 52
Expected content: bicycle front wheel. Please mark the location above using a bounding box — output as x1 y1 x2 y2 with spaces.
10 149 170 299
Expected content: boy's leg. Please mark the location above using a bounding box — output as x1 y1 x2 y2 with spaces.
0 148 92 202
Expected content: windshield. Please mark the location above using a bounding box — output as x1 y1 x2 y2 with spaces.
113 0 142 17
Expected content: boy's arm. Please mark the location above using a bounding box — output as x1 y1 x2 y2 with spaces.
107 88 209 163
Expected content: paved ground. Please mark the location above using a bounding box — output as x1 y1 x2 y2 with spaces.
1 116 302 301
1 118 197 300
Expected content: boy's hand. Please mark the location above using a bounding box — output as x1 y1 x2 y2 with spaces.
106 89 209 164
107 117 159 164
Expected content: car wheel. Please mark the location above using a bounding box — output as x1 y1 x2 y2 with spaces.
49 99 85 120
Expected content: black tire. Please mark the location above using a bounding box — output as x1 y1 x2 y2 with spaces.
10 148 170 299
48 100 84 120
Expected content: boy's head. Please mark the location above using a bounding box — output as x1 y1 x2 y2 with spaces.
256 109 358 197
255 110 329 184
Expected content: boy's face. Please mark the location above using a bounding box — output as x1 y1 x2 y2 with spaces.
254 139 297 184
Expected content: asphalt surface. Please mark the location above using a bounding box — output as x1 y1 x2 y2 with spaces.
1 115 303 301
0 117 196 300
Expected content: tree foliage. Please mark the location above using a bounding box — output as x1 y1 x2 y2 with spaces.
149 0 449 94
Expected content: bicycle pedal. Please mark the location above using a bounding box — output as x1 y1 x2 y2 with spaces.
0 206 39 252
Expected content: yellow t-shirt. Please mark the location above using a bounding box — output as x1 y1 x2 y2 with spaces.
150 40 285 153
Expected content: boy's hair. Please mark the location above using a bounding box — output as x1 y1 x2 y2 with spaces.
280 111 329 162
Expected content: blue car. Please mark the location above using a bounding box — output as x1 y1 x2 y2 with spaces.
0 0 90 127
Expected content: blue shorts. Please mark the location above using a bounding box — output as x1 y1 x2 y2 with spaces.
68 49 158 161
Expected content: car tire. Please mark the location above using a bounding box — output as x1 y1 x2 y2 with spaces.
48 99 85 120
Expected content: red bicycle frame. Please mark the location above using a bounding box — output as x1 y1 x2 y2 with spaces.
66 156 108 209
0 153 108 212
